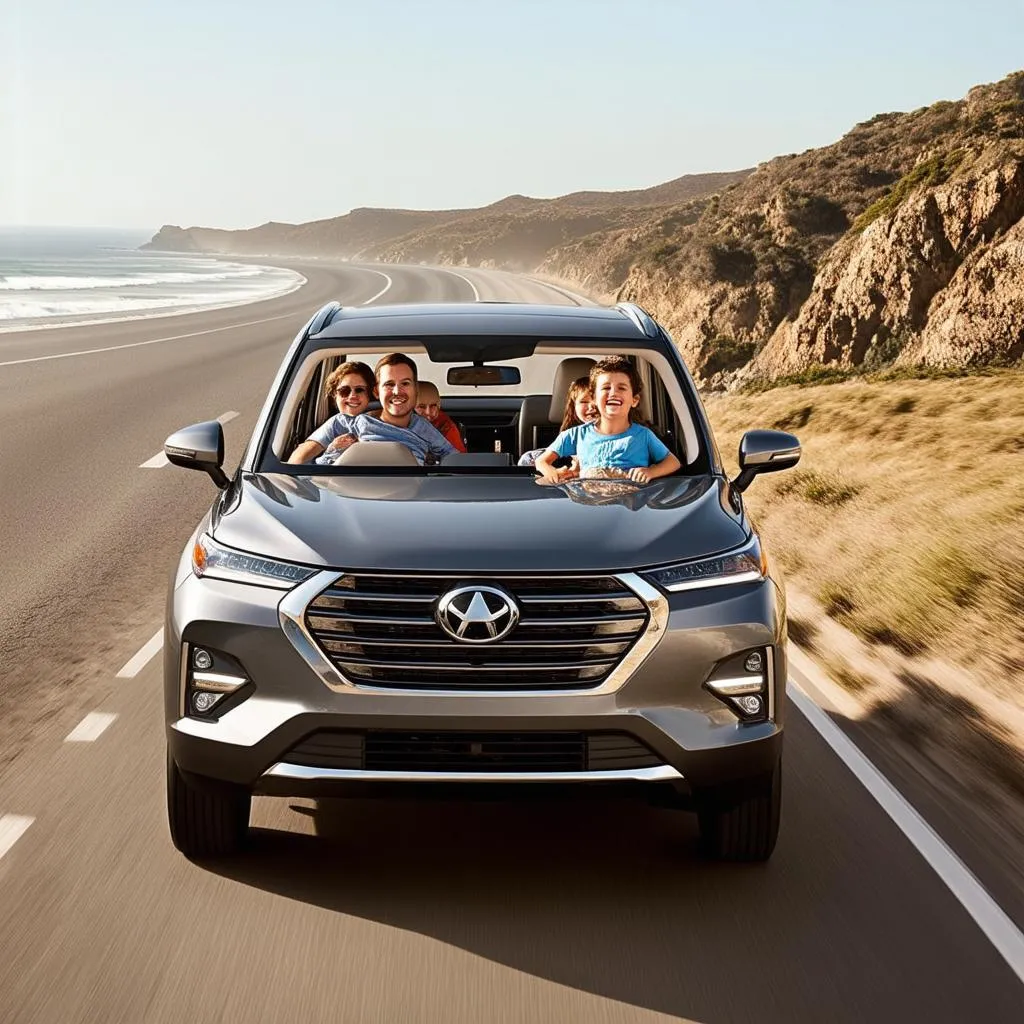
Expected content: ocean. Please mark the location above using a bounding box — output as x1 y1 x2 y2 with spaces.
0 226 305 330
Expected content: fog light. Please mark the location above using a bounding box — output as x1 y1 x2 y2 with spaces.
192 691 224 714
744 652 763 673
192 671 247 693
736 695 763 716
193 648 214 671
707 677 763 696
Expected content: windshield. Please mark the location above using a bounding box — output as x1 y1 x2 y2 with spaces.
258 340 706 475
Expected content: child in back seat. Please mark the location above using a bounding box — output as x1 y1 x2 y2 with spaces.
536 356 681 485
518 376 597 467
415 381 467 452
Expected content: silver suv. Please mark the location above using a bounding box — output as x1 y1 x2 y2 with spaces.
163 301 800 861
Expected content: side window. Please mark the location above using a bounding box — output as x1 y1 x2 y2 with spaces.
646 371 685 462
285 361 332 456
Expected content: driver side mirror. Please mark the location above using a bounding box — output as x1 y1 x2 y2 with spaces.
731 429 801 493
164 421 229 489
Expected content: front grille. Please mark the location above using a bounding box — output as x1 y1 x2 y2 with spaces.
305 573 649 690
284 730 662 774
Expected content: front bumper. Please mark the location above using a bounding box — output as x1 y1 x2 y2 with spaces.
165 568 786 795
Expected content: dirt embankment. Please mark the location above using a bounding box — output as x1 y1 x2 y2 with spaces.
705 370 1024 893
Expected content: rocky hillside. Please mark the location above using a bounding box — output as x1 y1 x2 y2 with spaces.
146 70 1024 382
143 170 749 270
547 70 1024 383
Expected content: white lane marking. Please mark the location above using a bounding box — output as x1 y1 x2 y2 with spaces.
141 410 240 468
361 271 393 305
65 712 118 743
0 815 34 861
788 677 1024 986
116 629 164 678
527 277 589 306
446 270 481 302
0 312 299 369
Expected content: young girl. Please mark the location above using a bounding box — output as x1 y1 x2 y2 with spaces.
285 361 375 464
518 376 597 467
536 356 681 484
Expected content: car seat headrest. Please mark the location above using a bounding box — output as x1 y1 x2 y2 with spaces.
548 357 596 423
335 441 419 467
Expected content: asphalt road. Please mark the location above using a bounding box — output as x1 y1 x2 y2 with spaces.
0 262 1022 1023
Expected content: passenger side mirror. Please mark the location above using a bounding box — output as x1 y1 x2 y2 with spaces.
731 429 801 493
164 421 229 489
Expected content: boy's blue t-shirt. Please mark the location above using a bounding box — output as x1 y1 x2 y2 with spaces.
549 422 670 471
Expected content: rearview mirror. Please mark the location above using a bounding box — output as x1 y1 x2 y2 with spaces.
446 365 521 386
164 421 229 489
731 429 801 493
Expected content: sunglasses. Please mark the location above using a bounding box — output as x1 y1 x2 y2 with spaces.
335 385 369 398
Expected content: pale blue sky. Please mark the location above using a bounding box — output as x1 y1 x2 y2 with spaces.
4 0 1023 230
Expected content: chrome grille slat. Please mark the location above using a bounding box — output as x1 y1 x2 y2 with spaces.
310 612 435 626
337 658 620 672
304 573 649 691
315 636 631 652
340 666 609 689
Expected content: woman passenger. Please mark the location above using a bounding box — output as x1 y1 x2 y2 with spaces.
286 361 375 464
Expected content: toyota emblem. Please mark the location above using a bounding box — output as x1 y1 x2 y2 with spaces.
436 585 520 644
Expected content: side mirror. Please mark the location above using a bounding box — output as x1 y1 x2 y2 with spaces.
731 429 801 493
164 421 229 489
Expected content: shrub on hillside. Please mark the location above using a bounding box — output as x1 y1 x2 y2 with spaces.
852 150 966 231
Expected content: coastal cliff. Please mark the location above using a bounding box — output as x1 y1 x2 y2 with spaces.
604 71 1024 382
144 172 748 270
146 71 1024 381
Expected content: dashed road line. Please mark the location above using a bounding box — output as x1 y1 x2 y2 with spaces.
0 815 34 861
0 312 299 369
65 712 118 743
361 271 393 305
789 675 1024 987
140 410 240 468
116 629 164 678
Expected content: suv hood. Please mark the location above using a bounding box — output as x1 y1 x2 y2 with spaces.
212 473 747 573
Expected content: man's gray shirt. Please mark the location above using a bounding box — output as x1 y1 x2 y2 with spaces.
310 411 455 465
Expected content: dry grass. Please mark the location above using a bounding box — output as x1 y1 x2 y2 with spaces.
705 369 1024 703
823 656 874 694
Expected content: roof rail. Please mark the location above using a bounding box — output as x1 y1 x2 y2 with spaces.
308 301 343 337
615 302 659 338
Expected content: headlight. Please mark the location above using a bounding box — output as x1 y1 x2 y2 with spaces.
643 535 767 593
192 533 317 590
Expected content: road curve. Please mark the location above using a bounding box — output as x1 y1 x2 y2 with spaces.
0 263 1022 1024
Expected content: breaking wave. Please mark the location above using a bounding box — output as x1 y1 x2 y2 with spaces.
0 242 304 326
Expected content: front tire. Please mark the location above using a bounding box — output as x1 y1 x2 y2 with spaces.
697 759 782 862
167 750 251 858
